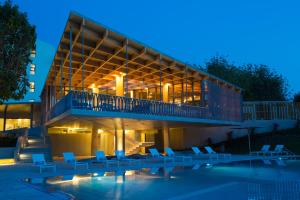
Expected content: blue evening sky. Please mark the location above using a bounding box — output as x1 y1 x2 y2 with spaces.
10 0 300 96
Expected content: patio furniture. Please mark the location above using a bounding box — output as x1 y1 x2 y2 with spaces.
250 145 271 156
191 146 210 159
63 152 89 170
204 146 231 159
165 147 193 162
92 151 119 167
32 154 56 173
148 148 174 163
267 145 295 156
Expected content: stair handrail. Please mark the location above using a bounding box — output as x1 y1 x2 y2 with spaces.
13 129 28 161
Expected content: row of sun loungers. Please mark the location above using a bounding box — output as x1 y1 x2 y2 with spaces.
250 144 295 156
32 144 293 173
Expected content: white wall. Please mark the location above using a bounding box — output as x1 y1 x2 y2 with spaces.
180 120 297 148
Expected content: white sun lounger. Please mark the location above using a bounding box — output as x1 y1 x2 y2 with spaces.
93 151 119 167
63 152 89 170
267 145 295 156
192 146 210 158
250 145 271 156
204 146 231 159
165 147 193 162
32 154 56 173
148 148 174 163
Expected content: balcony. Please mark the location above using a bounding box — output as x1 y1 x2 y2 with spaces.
47 91 241 124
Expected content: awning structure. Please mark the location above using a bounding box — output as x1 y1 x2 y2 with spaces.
44 12 241 98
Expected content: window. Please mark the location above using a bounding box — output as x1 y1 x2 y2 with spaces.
29 82 35 92
30 50 36 58
30 64 36 75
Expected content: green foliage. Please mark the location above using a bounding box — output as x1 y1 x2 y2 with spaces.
203 56 289 101
0 0 36 104
294 92 300 102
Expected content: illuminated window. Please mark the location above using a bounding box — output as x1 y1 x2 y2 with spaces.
30 50 36 58
30 64 35 75
29 82 35 92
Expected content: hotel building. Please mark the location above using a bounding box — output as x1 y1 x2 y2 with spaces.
2 12 243 159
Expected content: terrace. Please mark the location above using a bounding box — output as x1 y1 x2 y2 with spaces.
43 12 242 127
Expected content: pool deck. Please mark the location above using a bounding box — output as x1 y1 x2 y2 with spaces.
0 154 297 200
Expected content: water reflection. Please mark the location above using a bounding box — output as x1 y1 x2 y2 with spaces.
248 181 300 200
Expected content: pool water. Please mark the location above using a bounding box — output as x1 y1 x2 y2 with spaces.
29 159 300 200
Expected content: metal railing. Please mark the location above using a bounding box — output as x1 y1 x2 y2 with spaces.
47 90 242 122
243 101 300 120
13 130 28 161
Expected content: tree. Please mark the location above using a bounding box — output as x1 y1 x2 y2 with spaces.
0 0 36 104
203 56 289 101
294 92 300 103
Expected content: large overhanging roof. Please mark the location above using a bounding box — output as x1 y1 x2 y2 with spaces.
45 12 241 92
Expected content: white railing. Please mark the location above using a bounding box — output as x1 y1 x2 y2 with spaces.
47 90 242 122
243 101 300 120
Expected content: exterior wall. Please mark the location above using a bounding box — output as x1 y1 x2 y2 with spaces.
207 80 242 122
50 133 92 157
6 40 55 103
169 120 298 151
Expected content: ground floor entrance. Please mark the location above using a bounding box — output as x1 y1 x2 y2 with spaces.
46 115 232 158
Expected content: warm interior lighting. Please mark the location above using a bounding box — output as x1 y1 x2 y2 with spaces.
97 129 103 134
0 159 15 166
125 170 135 176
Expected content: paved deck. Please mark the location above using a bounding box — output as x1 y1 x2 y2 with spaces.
0 155 295 200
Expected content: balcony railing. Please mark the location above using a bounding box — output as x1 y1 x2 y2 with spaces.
47 91 241 122
243 101 300 120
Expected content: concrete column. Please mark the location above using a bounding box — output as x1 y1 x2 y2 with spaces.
163 84 169 103
3 105 7 132
140 131 146 154
163 127 170 152
30 104 34 128
115 75 124 96
91 125 100 156
115 129 124 151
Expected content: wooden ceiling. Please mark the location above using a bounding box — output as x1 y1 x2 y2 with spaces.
45 12 241 93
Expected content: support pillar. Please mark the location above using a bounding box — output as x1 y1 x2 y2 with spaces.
91 125 100 156
115 129 125 151
125 40 129 97
200 80 206 107
163 84 169 103
60 53 63 98
115 75 124 96
3 105 7 132
163 126 170 152
140 131 146 154
191 81 195 105
69 25 73 91
30 104 33 128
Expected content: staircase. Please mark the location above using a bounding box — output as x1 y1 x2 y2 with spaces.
126 142 154 155
17 127 52 163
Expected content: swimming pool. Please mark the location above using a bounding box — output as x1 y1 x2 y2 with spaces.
26 159 300 200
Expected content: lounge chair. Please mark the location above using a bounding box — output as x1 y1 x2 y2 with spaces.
93 151 119 167
250 145 271 156
204 146 231 159
63 152 89 170
149 167 160 174
114 150 141 165
148 148 174 163
165 147 193 162
192 146 210 158
32 154 56 173
267 145 295 156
